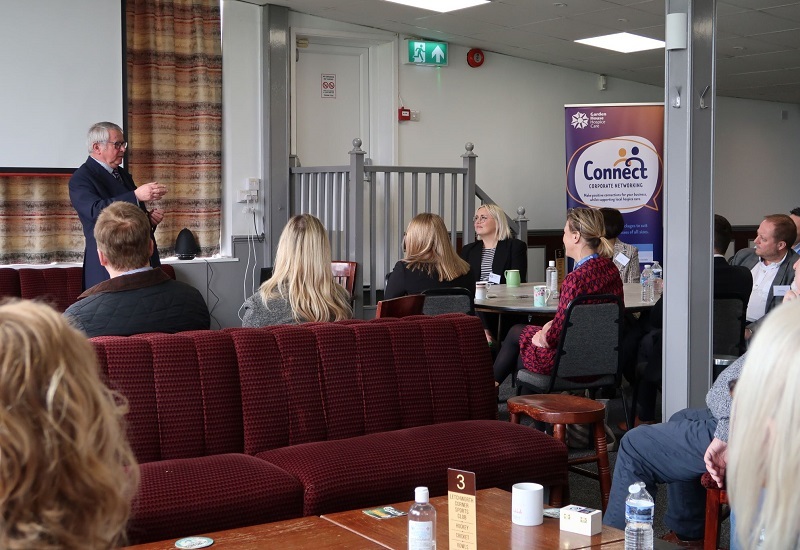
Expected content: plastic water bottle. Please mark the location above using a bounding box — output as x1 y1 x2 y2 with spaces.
408 486 436 550
640 264 654 303
624 482 654 550
546 260 559 301
650 261 663 299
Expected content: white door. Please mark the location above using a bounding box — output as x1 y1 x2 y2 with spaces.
294 43 369 166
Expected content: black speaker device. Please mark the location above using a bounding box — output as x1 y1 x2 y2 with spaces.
175 228 199 260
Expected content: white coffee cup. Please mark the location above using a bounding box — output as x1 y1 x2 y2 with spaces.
475 282 489 300
511 482 544 526
533 285 551 308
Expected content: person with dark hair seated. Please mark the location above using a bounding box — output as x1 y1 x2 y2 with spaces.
621 214 752 429
493 208 623 383
789 206 800 254
600 207 639 283
64 201 210 337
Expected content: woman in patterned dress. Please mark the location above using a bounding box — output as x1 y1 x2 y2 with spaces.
493 208 624 382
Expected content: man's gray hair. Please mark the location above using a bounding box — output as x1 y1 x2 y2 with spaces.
86 122 123 153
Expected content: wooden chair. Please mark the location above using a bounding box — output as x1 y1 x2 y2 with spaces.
331 261 357 302
701 472 728 550
507 393 611 513
375 294 425 318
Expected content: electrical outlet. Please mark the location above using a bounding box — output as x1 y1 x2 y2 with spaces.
237 189 258 203
410 110 420 122
246 177 260 190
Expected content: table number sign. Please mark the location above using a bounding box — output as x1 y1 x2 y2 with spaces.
448 468 477 550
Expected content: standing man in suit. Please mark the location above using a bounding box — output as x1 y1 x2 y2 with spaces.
69 122 167 290
730 213 797 339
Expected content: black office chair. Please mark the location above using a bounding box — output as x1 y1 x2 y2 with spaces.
515 294 624 397
712 293 747 381
421 287 474 316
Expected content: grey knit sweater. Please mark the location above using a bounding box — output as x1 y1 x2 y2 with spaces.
241 294 299 327
706 353 745 442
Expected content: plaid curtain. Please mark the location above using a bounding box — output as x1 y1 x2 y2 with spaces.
126 0 222 257
0 173 84 264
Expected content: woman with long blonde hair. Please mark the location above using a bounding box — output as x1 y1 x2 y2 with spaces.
0 300 139 549
727 300 800 549
384 213 475 299
242 214 352 326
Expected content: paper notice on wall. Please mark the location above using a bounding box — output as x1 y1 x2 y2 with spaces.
321 74 336 98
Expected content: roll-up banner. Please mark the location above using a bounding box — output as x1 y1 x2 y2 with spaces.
565 103 664 272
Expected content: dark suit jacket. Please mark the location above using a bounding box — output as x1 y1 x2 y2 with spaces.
729 247 797 329
713 256 752 304
384 261 476 300
69 156 160 290
459 238 527 284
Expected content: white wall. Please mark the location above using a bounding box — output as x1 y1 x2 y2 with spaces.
396 43 663 229
0 0 122 168
222 0 263 243
714 98 800 225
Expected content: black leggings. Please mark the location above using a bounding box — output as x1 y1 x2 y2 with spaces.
493 323 527 383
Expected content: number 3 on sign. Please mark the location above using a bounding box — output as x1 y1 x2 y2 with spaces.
456 474 465 490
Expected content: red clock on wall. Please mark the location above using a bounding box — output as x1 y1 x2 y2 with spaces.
467 48 484 68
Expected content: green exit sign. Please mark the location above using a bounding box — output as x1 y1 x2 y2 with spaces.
405 40 448 66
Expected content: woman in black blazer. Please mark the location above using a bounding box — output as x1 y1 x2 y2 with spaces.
460 204 527 285
460 204 528 344
384 213 475 299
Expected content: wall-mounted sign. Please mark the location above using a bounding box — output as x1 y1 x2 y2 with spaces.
321 74 336 98
405 40 448 66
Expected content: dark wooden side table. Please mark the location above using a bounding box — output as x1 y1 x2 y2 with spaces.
507 393 611 513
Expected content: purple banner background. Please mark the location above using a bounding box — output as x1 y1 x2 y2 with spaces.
565 104 664 271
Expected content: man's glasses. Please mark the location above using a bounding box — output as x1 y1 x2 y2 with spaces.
473 215 490 223
104 141 128 150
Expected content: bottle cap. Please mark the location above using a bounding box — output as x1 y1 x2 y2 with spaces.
415 486 429 503
548 260 555 266
628 482 645 494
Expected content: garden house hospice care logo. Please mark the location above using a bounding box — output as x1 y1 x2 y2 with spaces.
567 136 662 212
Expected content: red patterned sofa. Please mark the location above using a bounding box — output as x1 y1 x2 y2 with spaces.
0 265 175 311
92 314 568 543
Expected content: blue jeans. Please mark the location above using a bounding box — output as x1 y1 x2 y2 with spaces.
603 408 716 540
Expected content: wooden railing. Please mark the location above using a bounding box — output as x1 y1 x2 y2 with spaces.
290 139 527 317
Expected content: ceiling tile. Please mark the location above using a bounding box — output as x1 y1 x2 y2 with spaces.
414 13 506 35
722 0 800 9
755 29 800 49
764 4 800 23
717 36 794 57
518 16 620 40
472 27 555 48
569 5 665 32
718 10 800 37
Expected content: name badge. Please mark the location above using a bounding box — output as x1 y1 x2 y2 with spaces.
614 252 630 267
774 285 790 297
488 273 501 285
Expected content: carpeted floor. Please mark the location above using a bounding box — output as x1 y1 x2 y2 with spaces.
497 377 730 548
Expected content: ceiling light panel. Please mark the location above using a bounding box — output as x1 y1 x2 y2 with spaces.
575 32 665 53
384 0 490 13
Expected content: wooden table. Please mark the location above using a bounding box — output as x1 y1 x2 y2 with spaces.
322 487 626 549
122 516 384 549
475 282 651 315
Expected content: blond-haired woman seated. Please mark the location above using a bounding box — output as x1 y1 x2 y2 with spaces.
493 208 624 382
384 213 476 299
242 214 352 326
0 300 138 549
727 300 800 548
